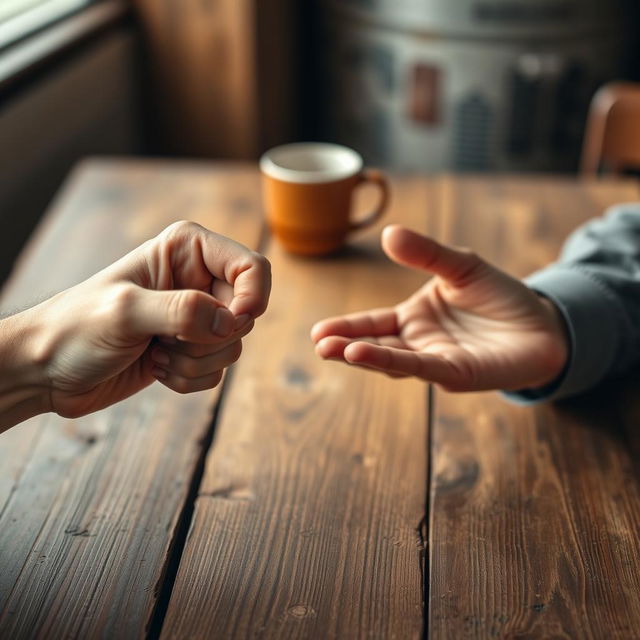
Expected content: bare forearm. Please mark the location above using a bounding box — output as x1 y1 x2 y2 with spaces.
0 311 51 434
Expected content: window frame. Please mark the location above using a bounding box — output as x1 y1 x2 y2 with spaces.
0 0 98 51
0 0 129 95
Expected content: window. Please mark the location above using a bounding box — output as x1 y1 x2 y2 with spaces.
0 0 93 49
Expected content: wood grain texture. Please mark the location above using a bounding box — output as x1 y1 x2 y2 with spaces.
5 168 638 639
160 177 439 639
0 160 264 638
428 176 640 639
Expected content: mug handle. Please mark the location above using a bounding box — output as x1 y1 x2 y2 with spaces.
349 169 390 232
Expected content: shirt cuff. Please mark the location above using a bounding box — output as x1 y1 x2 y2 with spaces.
503 265 624 404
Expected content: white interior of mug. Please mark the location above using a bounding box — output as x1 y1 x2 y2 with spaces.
260 143 363 183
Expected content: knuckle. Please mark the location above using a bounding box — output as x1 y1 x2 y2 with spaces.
162 220 199 239
99 283 138 326
241 251 271 285
250 251 271 273
111 282 138 309
172 290 204 334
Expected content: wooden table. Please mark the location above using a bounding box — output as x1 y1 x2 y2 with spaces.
1 160 639 639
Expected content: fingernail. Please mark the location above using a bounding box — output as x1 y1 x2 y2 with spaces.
152 349 170 366
212 308 234 337
152 367 167 380
233 314 251 331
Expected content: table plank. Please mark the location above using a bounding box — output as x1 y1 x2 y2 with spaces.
428 176 640 638
160 177 438 638
0 159 264 638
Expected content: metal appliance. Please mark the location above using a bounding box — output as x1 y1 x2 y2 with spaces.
321 0 624 171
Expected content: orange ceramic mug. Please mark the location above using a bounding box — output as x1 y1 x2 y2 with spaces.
260 142 389 255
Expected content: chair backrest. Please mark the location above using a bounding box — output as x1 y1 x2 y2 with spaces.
580 82 640 176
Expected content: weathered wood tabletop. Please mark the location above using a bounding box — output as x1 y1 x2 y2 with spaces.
0 160 639 639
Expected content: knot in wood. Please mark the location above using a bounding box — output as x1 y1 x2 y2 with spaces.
287 604 315 619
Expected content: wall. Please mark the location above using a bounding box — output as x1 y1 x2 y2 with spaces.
0 27 140 284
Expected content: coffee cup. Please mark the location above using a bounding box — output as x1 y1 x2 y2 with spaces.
260 142 389 255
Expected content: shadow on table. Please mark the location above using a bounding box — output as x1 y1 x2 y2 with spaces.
550 366 640 476
280 241 386 264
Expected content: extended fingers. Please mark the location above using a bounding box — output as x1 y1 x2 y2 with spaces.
315 334 405 363
313 337 406 379
341 342 472 389
311 308 398 343
382 225 484 284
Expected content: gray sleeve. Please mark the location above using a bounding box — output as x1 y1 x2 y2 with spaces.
504 203 640 404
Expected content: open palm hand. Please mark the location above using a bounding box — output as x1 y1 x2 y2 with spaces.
311 225 568 392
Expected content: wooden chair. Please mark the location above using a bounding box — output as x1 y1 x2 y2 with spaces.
580 82 640 176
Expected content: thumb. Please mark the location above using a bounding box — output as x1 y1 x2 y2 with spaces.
125 285 235 342
381 224 483 284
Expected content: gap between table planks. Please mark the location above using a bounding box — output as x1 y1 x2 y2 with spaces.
159 177 440 639
428 176 640 639
6 165 635 639
0 159 265 638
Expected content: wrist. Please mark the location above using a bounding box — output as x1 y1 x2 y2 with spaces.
0 308 52 432
537 295 571 386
